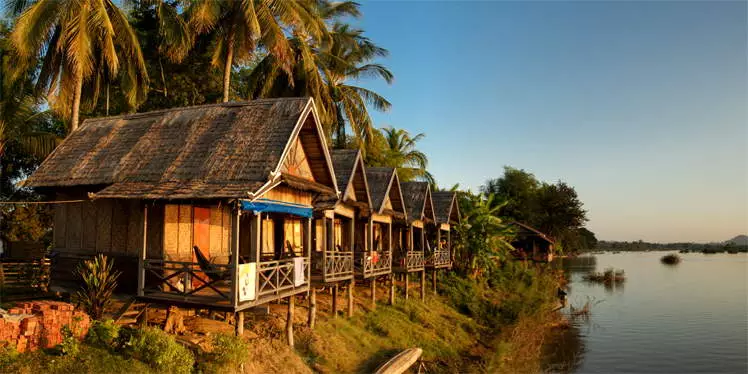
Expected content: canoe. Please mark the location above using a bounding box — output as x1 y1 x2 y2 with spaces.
374 347 423 374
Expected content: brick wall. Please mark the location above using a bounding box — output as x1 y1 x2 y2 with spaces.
0 301 90 353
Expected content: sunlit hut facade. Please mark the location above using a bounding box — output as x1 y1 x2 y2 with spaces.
364 167 406 305
510 222 555 262
310 149 372 317
24 98 340 321
429 191 459 274
396 182 435 300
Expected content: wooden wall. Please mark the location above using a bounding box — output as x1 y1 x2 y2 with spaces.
162 204 231 264
262 186 312 206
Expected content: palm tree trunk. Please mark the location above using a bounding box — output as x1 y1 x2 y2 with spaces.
159 57 168 98
70 72 83 132
222 31 235 103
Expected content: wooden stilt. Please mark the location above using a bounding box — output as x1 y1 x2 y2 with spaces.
404 273 409 300
286 296 295 347
308 288 317 329
371 278 376 309
420 270 426 301
235 312 244 336
347 280 354 317
389 275 395 305
433 270 438 294
332 284 339 318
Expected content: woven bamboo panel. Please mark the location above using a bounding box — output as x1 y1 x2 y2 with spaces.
53 204 67 250
81 202 97 251
209 206 222 258
163 204 179 260
177 204 192 261
66 203 82 251
127 201 144 256
221 207 230 256
146 204 164 258
111 200 128 254
95 200 113 252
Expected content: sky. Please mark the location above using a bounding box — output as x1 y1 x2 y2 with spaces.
354 0 748 243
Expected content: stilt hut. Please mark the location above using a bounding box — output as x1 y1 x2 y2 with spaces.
510 222 555 262
24 98 340 313
429 191 460 270
396 182 435 274
309 149 371 317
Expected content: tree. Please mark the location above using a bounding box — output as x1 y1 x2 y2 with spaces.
243 2 392 147
187 0 325 103
8 0 149 131
366 127 434 184
482 167 540 223
533 181 587 242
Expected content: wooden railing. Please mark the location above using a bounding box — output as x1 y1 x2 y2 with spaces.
426 250 451 268
323 251 353 281
356 251 391 277
394 251 425 271
142 260 232 303
257 258 309 298
0 258 51 296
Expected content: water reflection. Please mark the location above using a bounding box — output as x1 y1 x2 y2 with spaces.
542 322 585 373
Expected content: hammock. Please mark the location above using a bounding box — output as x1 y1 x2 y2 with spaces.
193 246 229 282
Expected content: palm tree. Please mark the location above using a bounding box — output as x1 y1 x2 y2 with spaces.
367 127 434 184
187 0 325 103
243 2 392 148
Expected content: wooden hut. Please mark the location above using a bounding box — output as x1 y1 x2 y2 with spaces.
364 167 406 304
24 98 340 315
396 182 435 300
309 149 371 318
430 191 460 270
510 222 555 262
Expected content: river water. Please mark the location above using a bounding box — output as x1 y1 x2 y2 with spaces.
544 251 748 373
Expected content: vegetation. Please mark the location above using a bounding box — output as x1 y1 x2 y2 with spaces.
597 239 748 253
660 253 681 265
583 268 626 284
365 127 434 183
482 167 596 252
74 254 121 320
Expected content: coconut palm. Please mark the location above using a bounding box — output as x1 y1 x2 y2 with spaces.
367 127 434 184
7 0 149 132
187 0 326 103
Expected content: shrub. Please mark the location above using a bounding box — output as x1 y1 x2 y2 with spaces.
75 254 121 320
0 346 20 372
122 327 194 374
661 253 681 265
54 325 81 357
86 319 121 349
197 333 250 373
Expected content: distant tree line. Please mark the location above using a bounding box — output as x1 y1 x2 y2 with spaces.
596 240 747 253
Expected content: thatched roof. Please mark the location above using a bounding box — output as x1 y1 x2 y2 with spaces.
511 222 555 244
330 149 371 207
25 98 338 199
400 182 436 223
365 167 406 218
432 191 460 224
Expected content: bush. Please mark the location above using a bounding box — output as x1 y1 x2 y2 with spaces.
197 333 250 373
75 254 121 320
661 253 681 265
0 346 20 372
121 327 195 374
86 319 121 349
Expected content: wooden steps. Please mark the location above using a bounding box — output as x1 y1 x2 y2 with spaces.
113 298 149 326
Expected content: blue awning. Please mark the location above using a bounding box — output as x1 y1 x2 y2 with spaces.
240 199 313 218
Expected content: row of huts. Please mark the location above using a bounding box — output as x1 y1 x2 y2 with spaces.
22 98 461 331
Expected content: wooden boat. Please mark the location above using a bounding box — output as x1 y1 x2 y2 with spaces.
374 347 423 374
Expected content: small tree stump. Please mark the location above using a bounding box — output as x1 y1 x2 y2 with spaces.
164 306 185 335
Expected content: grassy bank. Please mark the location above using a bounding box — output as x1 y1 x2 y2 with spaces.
1 263 563 374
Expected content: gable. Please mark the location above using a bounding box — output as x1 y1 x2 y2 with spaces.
281 137 314 181
387 172 406 216
449 197 460 223
423 188 436 222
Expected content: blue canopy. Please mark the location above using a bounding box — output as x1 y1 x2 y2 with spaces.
240 199 313 218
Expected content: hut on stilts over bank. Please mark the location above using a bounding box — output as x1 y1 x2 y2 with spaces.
510 222 555 262
364 167 405 305
308 149 372 322
23 97 340 339
396 182 435 301
428 191 459 291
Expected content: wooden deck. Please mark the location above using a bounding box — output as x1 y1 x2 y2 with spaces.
425 250 452 269
355 251 392 279
311 251 354 284
393 251 425 273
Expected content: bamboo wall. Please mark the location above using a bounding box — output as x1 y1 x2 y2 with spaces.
162 204 231 264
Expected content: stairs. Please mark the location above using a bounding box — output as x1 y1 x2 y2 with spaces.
113 298 149 326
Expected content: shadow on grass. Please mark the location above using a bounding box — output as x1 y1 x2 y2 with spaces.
356 348 402 373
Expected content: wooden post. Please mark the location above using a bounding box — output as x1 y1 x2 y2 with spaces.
230 208 240 307
389 275 395 305
420 270 425 301
347 280 354 317
138 205 148 297
286 296 295 347
433 270 437 294
404 273 409 300
332 284 338 318
308 288 316 328
252 212 261 298
371 278 376 309
306 217 312 286
235 312 244 336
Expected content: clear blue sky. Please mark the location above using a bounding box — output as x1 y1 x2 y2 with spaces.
355 1 747 243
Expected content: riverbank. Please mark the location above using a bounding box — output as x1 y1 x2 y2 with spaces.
1 263 564 373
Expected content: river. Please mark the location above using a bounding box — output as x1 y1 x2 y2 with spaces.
544 251 748 373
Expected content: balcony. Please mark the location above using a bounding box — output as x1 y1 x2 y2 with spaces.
311 251 354 283
426 250 452 269
393 250 425 272
355 251 392 279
